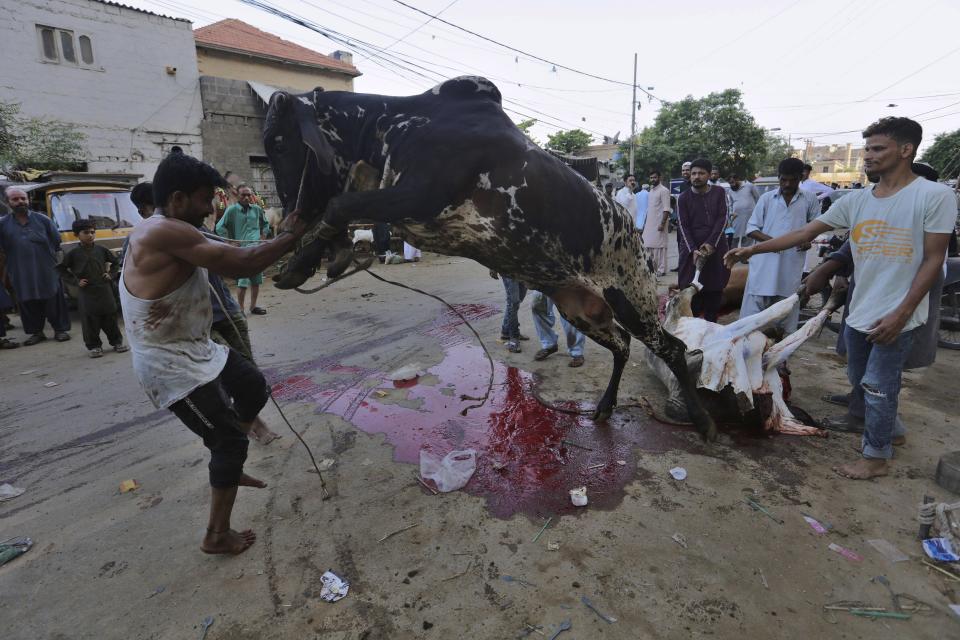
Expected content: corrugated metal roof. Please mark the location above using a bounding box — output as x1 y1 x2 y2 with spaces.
91 0 191 23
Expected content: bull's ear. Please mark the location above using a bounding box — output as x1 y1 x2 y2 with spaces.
312 86 325 104
294 99 336 175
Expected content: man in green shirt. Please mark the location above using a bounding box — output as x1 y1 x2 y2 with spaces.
216 186 270 315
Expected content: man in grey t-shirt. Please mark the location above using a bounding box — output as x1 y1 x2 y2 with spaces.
725 117 954 481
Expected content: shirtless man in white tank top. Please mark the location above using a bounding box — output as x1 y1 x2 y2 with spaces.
122 153 306 555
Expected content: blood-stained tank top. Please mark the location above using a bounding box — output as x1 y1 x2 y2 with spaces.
119 259 228 409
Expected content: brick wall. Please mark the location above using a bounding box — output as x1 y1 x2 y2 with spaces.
199 76 277 207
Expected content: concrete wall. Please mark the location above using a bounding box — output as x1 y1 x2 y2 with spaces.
199 76 277 207
196 48 354 93
0 0 202 177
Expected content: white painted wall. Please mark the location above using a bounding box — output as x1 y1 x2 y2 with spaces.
0 0 202 178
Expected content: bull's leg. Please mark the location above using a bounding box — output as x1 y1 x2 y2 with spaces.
273 229 352 290
278 185 447 288
552 289 630 422
603 287 718 441
579 323 631 422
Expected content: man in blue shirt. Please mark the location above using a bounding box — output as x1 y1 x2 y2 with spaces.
0 187 71 345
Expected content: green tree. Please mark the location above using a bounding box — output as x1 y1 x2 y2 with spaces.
0 100 86 171
920 128 960 179
514 118 540 146
545 128 593 155
620 89 768 179
756 134 795 176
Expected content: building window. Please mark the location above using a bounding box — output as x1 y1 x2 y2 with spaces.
39 27 57 61
822 165 830 173
37 26 94 67
79 35 93 64
59 30 76 63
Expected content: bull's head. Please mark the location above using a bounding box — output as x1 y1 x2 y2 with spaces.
263 87 342 222
263 88 355 288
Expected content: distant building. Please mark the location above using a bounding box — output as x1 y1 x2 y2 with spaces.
0 0 203 176
794 140 866 187
583 143 621 186
193 19 361 206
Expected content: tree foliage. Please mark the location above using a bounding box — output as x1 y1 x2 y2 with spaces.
545 128 593 155
620 89 769 179
0 100 86 171
514 118 540 147
920 128 960 179
756 134 795 177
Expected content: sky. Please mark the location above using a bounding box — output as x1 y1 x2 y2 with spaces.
126 0 960 154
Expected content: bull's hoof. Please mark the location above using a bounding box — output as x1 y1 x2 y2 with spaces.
325 230 355 279
326 245 355 279
592 396 616 423
592 407 613 423
664 400 691 423
698 416 718 442
272 267 315 290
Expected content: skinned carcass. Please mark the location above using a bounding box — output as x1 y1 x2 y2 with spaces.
643 283 847 436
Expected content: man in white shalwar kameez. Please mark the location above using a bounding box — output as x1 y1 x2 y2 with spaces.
740 158 821 332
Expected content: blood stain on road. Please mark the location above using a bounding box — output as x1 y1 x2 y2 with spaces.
268 304 694 519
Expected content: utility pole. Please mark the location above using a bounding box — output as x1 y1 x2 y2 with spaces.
629 53 637 175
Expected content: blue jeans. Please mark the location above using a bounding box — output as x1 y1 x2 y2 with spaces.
500 277 527 340
845 327 916 460
530 291 585 357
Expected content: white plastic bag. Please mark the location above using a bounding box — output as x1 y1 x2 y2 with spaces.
419 449 477 492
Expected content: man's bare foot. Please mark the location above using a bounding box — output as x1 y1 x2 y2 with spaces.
201 528 256 555
250 418 281 445
833 457 889 480
238 473 267 488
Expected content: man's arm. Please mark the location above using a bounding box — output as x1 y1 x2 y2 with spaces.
44 216 61 252
867 232 951 344
702 189 728 251
56 250 80 285
259 207 270 237
156 214 306 279
658 190 671 230
724 220 833 268
214 207 232 238
745 197 770 242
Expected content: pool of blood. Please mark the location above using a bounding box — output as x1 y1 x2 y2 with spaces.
269 304 694 519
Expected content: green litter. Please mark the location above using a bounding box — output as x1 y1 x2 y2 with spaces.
0 536 32 566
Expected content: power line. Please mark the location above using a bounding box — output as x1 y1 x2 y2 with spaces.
861 43 960 101
753 91 960 111
389 0 665 102
236 0 613 137
703 3 798 57
377 0 459 52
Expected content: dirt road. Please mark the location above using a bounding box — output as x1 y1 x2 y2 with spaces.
1 254 957 639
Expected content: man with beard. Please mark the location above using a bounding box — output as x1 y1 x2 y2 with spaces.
642 170 672 275
615 174 638 221
738 158 819 332
120 152 306 554
727 171 761 248
0 187 71 345
676 159 731 320
725 117 954 480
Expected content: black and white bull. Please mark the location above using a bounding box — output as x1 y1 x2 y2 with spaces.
263 76 718 440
